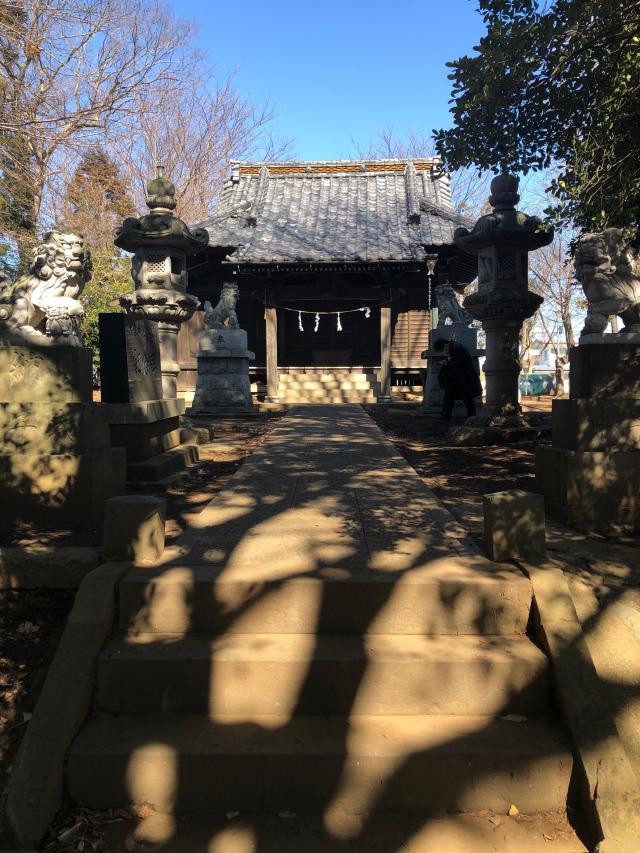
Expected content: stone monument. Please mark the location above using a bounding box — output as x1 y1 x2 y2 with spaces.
99 314 163 405
0 233 125 530
187 283 255 414
114 166 209 399
454 174 553 425
421 281 484 414
98 312 198 484
536 229 640 531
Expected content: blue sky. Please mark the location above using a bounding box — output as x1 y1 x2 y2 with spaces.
166 0 486 160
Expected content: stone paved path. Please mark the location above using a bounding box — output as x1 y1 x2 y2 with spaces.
158 403 483 570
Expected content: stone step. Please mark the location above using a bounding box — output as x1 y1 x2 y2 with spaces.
100 811 587 853
277 382 383 392
98 810 588 851
279 371 374 377
279 382 375 391
97 632 551 717
278 383 373 397
127 444 199 483
279 374 375 382
67 713 573 815
117 563 532 636
280 396 377 404
279 382 380 390
279 391 377 398
280 388 376 396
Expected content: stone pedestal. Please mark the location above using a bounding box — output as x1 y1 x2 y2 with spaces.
0 345 126 531
536 338 640 531
188 327 255 414
99 314 198 483
421 324 484 413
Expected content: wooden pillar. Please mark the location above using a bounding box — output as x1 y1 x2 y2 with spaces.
379 305 392 402
265 306 279 402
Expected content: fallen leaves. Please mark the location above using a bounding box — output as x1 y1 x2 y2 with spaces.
16 621 40 635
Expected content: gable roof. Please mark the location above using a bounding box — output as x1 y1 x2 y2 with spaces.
197 159 472 267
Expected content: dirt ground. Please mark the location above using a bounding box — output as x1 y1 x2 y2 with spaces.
369 401 639 585
368 404 541 549
0 588 75 794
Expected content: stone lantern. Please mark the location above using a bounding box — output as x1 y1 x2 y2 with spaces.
114 167 209 399
454 174 553 420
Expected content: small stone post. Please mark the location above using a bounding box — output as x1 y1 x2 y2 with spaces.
454 174 553 421
114 167 209 399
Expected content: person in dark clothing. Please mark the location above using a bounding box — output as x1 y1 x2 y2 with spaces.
434 337 483 423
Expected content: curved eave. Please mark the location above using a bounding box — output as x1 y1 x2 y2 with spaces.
226 259 424 275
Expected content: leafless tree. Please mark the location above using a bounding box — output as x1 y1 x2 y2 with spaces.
0 0 290 257
0 1 195 241
350 126 491 218
114 78 292 224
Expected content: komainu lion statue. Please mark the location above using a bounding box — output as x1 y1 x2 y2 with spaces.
0 231 92 345
435 282 473 326
203 282 239 329
575 228 640 336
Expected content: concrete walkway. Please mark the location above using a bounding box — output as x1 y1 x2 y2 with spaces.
70 406 585 852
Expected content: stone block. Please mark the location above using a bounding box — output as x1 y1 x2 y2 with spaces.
108 417 181 462
552 398 640 451
190 355 254 410
0 402 111 455
104 398 184 424
198 327 247 351
179 426 210 445
570 342 640 399
0 345 92 403
483 489 546 562
102 495 166 564
0 447 126 531
99 314 163 404
536 445 640 531
194 357 252 375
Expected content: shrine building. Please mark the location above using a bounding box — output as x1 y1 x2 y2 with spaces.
180 158 476 403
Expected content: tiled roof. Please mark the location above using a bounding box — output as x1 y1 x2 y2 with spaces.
197 159 471 266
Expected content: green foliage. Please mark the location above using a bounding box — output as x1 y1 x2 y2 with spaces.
434 0 640 241
61 147 135 365
63 147 134 245
79 248 131 368
0 2 36 267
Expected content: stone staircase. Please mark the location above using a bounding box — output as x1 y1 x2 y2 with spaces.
65 405 575 847
277 369 381 403
67 563 572 828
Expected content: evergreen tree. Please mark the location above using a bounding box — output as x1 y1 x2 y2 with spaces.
61 148 135 362
434 0 640 241
0 1 36 270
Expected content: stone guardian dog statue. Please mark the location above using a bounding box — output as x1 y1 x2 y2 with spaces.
203 282 240 329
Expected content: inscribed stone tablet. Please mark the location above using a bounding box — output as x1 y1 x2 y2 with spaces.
99 314 163 403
